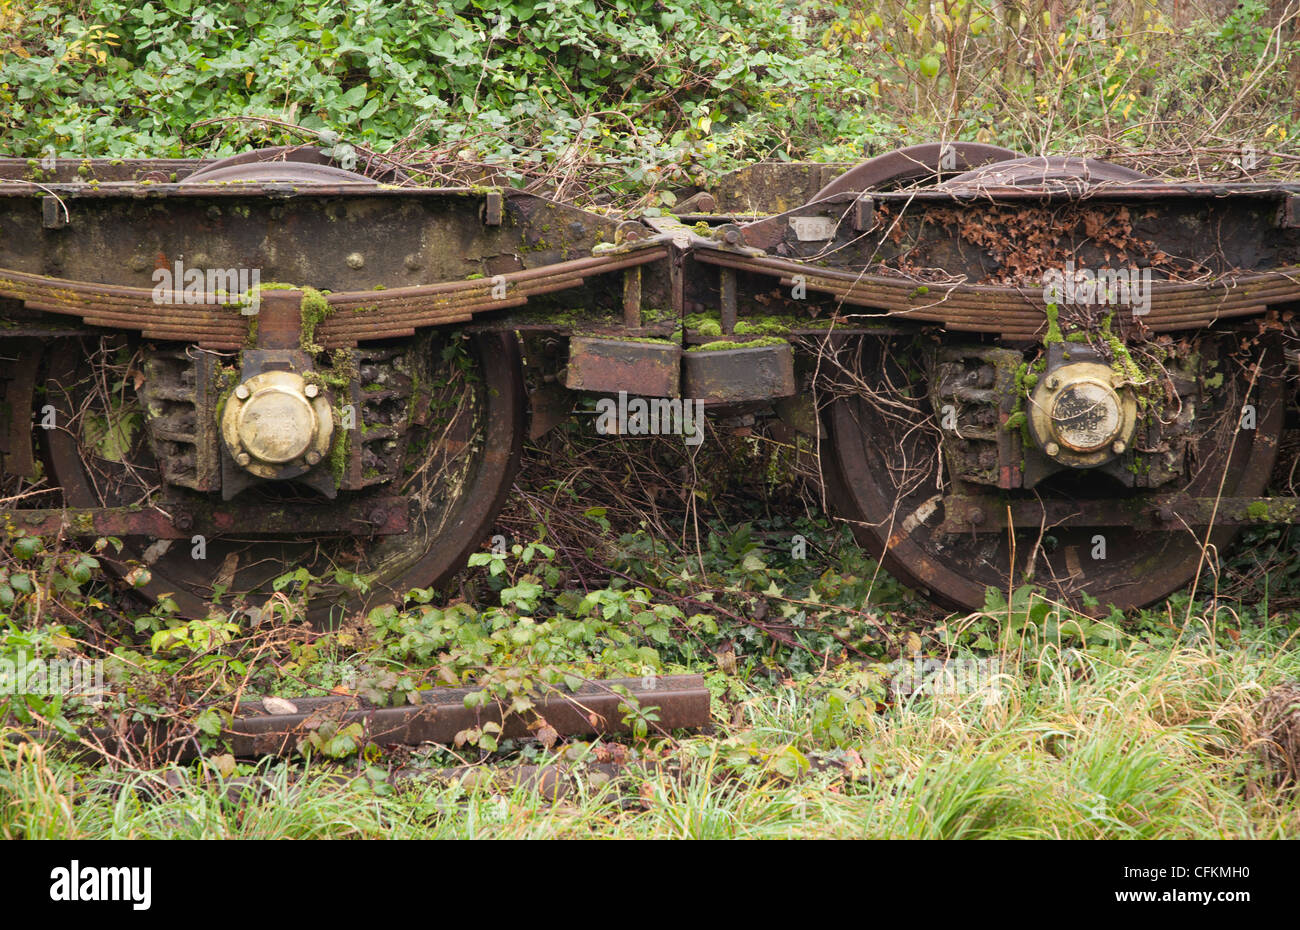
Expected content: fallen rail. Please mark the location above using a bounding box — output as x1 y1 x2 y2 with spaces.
74 675 712 762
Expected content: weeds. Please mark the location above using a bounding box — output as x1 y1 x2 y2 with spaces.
3 0 1300 840
3 522 1299 837
3 1 1296 209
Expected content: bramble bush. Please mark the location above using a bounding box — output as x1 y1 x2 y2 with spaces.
4 0 1295 206
0 0 870 202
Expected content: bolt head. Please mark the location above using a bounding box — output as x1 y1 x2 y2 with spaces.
1044 441 1061 457
234 384 250 400
346 252 365 269
305 450 322 465
304 383 319 398
236 452 251 466
1045 375 1061 390
1112 440 1126 454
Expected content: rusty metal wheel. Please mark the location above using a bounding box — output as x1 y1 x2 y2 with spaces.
43 331 523 625
182 144 408 185
942 155 1151 189
812 142 1025 198
822 333 1284 612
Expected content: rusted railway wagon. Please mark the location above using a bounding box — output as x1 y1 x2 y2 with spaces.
2 143 1299 620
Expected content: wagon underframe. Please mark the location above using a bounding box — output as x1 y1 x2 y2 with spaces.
3 144 1300 616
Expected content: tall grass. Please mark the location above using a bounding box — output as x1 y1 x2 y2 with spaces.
4 629 1296 839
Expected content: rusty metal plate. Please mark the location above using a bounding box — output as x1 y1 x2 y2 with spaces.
527 382 573 439
0 157 209 184
937 495 1300 535
1 497 411 539
682 342 795 404
565 336 680 397
1281 193 1300 229
0 337 41 477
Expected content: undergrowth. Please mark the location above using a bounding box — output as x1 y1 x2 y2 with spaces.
2 421 1300 838
1 0 1297 210
2 0 1300 838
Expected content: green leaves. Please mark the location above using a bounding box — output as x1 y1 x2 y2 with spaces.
617 693 659 739
336 83 368 110
500 581 543 612
0 0 854 204
302 720 366 758
149 616 240 654
468 551 507 576
454 719 502 751
195 707 224 738
12 536 42 561
272 565 314 594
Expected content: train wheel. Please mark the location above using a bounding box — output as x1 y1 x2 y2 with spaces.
821 334 1284 612
43 331 523 625
941 154 1151 188
812 141 1025 197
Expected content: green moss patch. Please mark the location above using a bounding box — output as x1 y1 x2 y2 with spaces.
300 287 333 354
688 336 788 352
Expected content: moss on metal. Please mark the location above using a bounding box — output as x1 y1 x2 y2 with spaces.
687 336 788 351
328 414 351 485
1043 303 1063 345
683 312 722 339
299 286 333 353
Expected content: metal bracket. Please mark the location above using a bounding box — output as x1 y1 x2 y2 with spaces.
623 266 642 328
565 336 680 398
719 267 737 334
682 340 795 404
1279 193 1300 229
484 190 503 226
41 197 67 229
852 195 875 232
